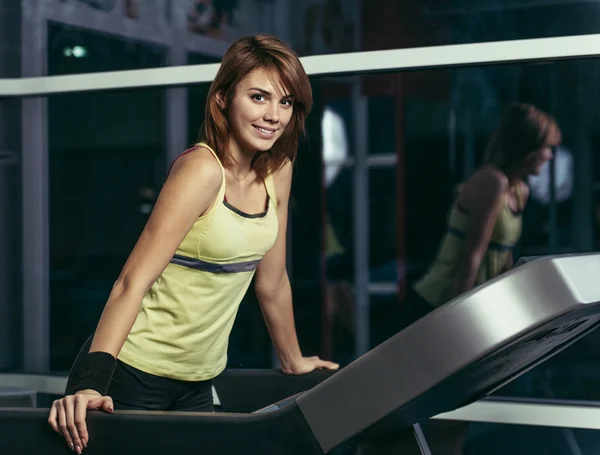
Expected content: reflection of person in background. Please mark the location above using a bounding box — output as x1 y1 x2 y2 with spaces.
187 0 239 39
401 103 561 454
407 103 560 320
48 34 338 454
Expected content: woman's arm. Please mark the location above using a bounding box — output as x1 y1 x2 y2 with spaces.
501 251 514 273
255 161 338 374
48 147 223 452
89 147 222 357
450 170 508 298
501 181 529 274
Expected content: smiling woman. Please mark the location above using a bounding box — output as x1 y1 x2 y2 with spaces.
47 34 337 454
201 34 313 181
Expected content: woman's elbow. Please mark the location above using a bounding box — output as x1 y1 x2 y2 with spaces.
255 274 286 303
461 247 485 270
110 274 147 303
255 283 278 304
466 254 484 272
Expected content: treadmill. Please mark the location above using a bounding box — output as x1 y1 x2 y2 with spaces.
3 253 600 454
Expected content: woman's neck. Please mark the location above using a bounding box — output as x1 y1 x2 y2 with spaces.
504 168 526 189
227 137 255 179
485 163 523 189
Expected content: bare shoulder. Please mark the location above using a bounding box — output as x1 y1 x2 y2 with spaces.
270 159 293 208
461 166 509 206
168 145 223 192
474 166 509 188
272 159 293 181
472 166 509 195
270 159 293 190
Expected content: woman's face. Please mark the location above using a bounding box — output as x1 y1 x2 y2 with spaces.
224 67 294 155
525 145 554 175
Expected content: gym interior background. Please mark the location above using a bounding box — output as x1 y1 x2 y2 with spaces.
2 0 600 452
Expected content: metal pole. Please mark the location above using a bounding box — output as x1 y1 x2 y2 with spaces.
572 61 594 253
0 1 22 371
413 423 433 455
352 83 370 357
165 4 188 167
351 0 370 357
548 66 559 251
548 153 558 250
21 0 50 372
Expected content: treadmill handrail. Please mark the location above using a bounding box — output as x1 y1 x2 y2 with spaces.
4 373 600 431
295 253 600 452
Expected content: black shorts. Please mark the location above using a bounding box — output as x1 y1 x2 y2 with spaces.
107 360 214 412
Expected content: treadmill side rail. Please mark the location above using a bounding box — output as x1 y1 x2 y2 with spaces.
297 253 600 453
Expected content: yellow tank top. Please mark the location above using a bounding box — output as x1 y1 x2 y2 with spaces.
414 187 523 307
118 143 279 381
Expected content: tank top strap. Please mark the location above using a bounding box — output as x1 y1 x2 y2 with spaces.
264 173 278 209
195 142 227 201
167 143 226 193
514 182 523 211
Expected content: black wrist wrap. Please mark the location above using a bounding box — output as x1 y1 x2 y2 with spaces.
64 351 117 396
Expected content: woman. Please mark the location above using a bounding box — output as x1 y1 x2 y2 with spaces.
402 103 561 454
404 103 561 324
48 34 338 453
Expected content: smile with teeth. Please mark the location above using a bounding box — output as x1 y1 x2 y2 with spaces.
253 125 277 136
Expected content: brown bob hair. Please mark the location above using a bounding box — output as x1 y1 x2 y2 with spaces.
484 103 561 172
199 34 313 180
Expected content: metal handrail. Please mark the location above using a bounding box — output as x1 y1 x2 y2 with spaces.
3 34 600 97
3 373 600 430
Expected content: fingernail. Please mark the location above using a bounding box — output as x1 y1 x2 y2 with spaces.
109 406 114 412
76 445 81 454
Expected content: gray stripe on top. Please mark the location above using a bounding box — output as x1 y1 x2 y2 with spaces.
170 254 260 274
447 226 514 252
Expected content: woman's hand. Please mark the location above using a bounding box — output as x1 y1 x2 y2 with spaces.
282 356 339 375
48 389 114 453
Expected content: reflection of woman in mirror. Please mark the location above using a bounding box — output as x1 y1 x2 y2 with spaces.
401 102 561 455
406 103 561 324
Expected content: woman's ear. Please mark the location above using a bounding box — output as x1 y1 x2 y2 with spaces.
215 90 226 110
